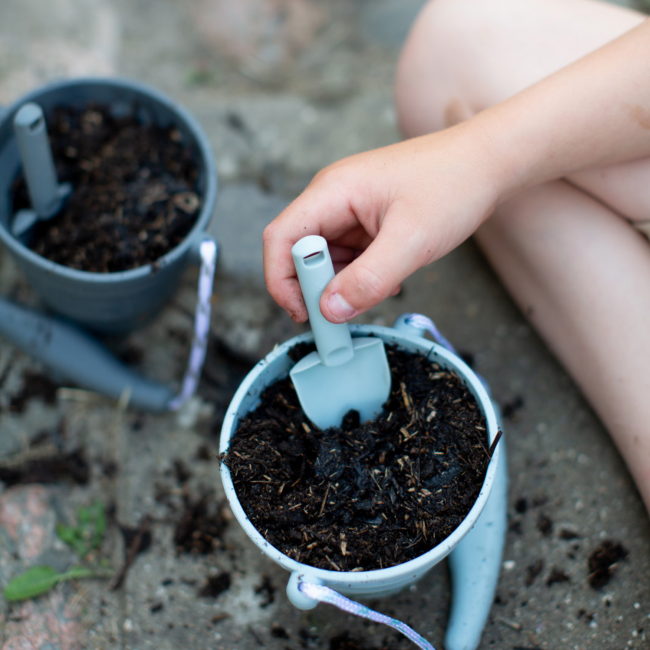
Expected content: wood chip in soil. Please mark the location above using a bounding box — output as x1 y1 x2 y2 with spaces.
222 345 494 572
12 103 201 273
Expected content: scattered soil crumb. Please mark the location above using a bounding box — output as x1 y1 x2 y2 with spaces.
509 520 522 535
198 572 231 598
577 608 595 624
172 458 192 484
531 492 548 507
514 497 528 514
0 448 89 485
501 395 525 419
329 631 387 650
196 444 212 460
271 623 290 639
537 513 553 537
525 560 544 587
200 336 257 429
211 613 230 624
9 370 60 413
119 522 153 556
558 528 580 540
254 575 276 608
546 568 570 586
588 540 628 589
174 493 229 554
457 350 475 368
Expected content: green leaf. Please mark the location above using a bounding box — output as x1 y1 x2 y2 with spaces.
58 566 96 581
4 565 62 601
3 565 101 602
89 502 107 550
56 522 88 558
55 502 107 559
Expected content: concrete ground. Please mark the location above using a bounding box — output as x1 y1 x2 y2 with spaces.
1 0 650 649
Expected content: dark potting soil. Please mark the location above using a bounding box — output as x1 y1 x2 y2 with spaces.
222 345 496 572
12 103 201 273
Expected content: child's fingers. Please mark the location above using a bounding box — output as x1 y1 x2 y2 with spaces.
263 178 375 321
329 245 357 265
319 217 430 323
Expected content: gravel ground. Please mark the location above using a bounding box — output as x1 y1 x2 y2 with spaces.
1 1 649 649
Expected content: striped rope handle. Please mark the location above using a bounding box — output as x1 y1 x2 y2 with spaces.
299 582 435 650
405 313 491 391
404 313 456 354
168 238 217 411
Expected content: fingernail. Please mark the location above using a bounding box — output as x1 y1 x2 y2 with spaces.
327 292 357 322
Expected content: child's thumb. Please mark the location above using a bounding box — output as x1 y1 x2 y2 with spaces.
319 229 427 323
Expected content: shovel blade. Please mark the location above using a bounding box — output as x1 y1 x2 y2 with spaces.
290 337 392 430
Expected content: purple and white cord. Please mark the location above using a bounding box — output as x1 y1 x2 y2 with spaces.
168 238 217 411
298 583 435 650
404 313 456 354
405 312 491 392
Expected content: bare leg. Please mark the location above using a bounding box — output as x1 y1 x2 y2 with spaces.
477 182 650 511
395 0 650 221
394 0 650 510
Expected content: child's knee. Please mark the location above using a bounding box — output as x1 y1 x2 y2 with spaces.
395 0 492 137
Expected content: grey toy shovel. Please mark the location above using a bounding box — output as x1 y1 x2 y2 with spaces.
290 235 391 429
11 102 71 237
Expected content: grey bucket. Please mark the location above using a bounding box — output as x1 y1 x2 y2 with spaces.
0 77 218 333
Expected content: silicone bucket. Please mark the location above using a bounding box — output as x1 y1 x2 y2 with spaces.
0 77 217 333
220 323 501 609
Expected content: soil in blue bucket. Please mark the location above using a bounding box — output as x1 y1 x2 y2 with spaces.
12 103 201 273
222 345 498 572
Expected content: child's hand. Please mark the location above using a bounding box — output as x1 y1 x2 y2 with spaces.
264 19 650 325
263 123 503 324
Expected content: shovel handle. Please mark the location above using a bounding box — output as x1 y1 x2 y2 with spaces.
0 297 174 412
14 103 63 218
292 236 353 367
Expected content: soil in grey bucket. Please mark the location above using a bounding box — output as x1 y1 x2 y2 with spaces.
13 102 202 273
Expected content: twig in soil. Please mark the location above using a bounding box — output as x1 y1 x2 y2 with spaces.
487 430 503 460
400 382 411 410
248 626 265 646
110 516 152 590
0 443 59 468
495 616 522 631
57 387 109 405
318 484 331 517
326 556 342 571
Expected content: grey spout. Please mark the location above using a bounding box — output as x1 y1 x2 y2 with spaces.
0 297 175 412
12 103 71 236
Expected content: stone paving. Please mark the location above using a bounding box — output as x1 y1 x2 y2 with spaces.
1 1 650 649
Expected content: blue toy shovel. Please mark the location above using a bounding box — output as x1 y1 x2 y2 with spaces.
290 235 391 430
11 103 72 238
